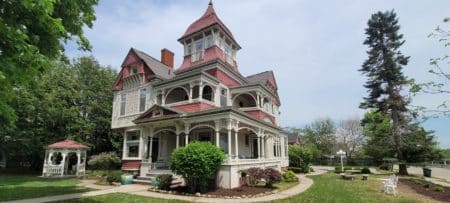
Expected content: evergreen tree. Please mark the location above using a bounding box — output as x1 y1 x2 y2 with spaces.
360 10 410 163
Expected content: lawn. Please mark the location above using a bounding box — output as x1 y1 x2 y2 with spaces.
56 193 187 203
275 173 421 203
0 175 91 201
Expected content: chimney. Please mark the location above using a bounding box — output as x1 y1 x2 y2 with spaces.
161 48 174 69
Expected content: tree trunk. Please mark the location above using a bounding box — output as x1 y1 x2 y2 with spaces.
398 163 408 175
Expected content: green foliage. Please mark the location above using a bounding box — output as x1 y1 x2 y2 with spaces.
344 166 352 171
361 167 371 174
335 166 343 173
362 111 394 162
88 152 121 171
106 170 122 184
442 149 450 158
301 118 336 157
423 183 431 188
288 167 303 174
0 0 98 130
434 186 445 192
170 142 226 193
0 57 120 170
288 145 313 173
282 171 299 183
156 174 173 191
379 164 390 171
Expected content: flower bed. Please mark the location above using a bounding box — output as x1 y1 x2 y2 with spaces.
148 186 277 199
400 178 450 202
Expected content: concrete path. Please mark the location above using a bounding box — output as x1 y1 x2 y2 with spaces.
406 166 450 182
5 167 330 203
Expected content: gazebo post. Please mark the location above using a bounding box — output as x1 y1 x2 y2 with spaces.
60 151 67 176
42 149 49 176
76 150 81 176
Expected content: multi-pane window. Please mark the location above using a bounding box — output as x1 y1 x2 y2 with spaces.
186 44 192 55
120 93 126 116
195 39 204 53
220 88 227 107
139 88 146 112
130 65 138 75
126 131 140 158
206 35 213 48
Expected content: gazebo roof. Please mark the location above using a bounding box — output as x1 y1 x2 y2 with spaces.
47 139 88 149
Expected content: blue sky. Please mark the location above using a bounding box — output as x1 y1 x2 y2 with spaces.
67 0 450 148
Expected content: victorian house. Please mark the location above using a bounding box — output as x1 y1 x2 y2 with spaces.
111 2 288 188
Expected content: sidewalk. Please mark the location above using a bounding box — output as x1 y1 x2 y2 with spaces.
4 167 329 203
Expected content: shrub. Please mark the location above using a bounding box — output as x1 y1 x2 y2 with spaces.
288 145 313 173
379 163 389 171
288 167 303 173
344 166 352 171
106 170 122 183
335 166 343 173
156 174 173 190
434 186 445 192
423 183 431 188
282 171 299 182
170 142 226 193
264 168 282 188
88 152 121 172
248 167 265 186
240 170 248 178
361 167 371 174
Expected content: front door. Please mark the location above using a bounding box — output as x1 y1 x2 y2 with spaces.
151 138 159 162
252 139 258 158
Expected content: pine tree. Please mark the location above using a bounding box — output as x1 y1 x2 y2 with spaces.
359 10 411 174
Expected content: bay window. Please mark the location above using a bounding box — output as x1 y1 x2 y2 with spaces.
125 131 140 158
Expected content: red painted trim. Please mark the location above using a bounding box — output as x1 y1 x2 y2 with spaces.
171 102 215 113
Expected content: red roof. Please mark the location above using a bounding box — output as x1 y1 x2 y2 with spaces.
47 139 88 149
179 2 238 46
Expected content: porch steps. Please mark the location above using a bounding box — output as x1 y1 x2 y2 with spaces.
134 172 184 188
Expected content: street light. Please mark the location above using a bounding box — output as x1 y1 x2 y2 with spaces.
337 149 346 172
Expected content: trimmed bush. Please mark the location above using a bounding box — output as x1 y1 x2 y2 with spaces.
106 170 122 183
264 168 282 188
88 152 121 171
335 166 343 173
248 167 265 186
156 174 173 190
288 145 313 173
288 167 303 174
344 166 352 171
170 142 226 193
379 163 389 171
361 167 371 174
282 170 299 182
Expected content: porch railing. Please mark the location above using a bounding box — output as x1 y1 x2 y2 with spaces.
151 162 170 170
191 51 204 62
44 165 63 176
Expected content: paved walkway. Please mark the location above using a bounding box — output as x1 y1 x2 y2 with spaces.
5 167 330 203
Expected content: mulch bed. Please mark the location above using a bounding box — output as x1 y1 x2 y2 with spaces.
204 186 272 197
400 178 450 202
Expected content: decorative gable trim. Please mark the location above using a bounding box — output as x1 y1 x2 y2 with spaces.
133 104 183 123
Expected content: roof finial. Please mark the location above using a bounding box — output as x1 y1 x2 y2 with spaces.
209 0 213 6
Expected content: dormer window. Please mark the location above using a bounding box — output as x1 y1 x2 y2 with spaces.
130 65 138 75
206 34 213 48
195 39 204 53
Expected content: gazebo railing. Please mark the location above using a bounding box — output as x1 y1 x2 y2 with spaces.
44 165 64 176
77 163 86 176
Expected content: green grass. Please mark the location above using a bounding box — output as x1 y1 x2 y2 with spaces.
55 193 187 203
273 181 299 191
0 175 91 201
275 173 420 203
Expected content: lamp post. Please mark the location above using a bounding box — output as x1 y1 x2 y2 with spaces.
337 150 346 172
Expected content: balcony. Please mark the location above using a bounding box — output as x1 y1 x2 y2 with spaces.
191 51 204 63
224 53 234 65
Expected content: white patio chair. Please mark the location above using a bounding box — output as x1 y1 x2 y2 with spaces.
382 175 398 195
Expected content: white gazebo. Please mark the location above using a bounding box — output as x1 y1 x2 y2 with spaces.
42 139 88 177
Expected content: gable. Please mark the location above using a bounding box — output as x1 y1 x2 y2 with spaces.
133 104 182 123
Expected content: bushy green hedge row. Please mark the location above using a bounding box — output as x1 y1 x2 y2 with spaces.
288 145 313 173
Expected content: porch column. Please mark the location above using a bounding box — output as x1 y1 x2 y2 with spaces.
199 82 204 102
139 131 145 159
122 132 127 159
149 136 153 161
176 134 180 148
261 135 266 159
189 84 193 102
227 129 232 158
257 135 261 160
215 130 220 147
161 89 166 106
234 130 238 159
256 93 261 108
184 123 190 145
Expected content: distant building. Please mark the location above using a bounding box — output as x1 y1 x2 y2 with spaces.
287 131 301 145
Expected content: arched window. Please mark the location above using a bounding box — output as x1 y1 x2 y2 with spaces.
202 85 213 101
165 87 188 104
232 94 256 108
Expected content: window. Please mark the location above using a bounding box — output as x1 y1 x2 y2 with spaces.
220 88 227 107
152 109 162 117
120 93 126 116
245 135 249 146
126 131 140 158
206 35 213 48
130 65 138 75
186 44 192 55
263 98 270 112
202 85 213 101
139 88 146 112
195 39 204 53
